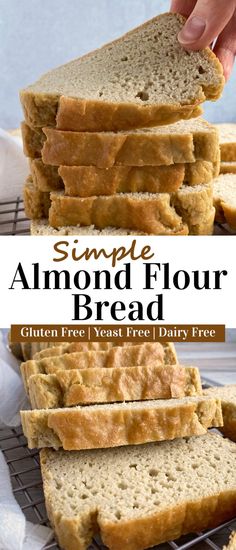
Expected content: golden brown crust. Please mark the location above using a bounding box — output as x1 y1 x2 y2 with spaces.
21 343 170 393
24 176 51 218
28 365 202 409
214 196 236 228
30 159 63 191
220 162 236 175
221 143 236 162
48 192 188 234
21 397 222 450
21 121 45 158
101 492 236 550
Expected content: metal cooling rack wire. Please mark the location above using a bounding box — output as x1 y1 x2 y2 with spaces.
0 197 30 235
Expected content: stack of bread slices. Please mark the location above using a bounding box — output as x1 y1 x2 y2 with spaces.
19 339 236 550
20 12 225 236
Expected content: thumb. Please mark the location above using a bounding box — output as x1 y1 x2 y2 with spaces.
178 0 236 50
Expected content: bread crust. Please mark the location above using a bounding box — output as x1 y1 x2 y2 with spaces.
21 397 223 450
220 162 236 175
221 143 236 162
24 176 51 218
28 365 202 409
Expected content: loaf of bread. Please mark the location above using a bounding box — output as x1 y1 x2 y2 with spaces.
213 174 236 228
28 365 202 408
48 184 213 235
40 434 236 550
41 119 219 168
33 341 177 363
204 384 236 442
31 157 219 194
216 123 236 161
24 176 51 219
21 342 177 393
21 396 222 450
20 13 224 133
220 161 236 174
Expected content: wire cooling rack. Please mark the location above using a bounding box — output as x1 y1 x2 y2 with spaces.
0 196 235 236
0 424 236 550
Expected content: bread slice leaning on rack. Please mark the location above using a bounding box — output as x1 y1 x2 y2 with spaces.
21 396 222 450
40 434 236 550
20 13 224 132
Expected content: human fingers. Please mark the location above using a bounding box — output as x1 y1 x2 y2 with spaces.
214 10 236 80
170 0 197 18
178 0 236 50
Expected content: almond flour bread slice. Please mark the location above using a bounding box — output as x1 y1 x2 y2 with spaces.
21 396 222 450
28 365 202 409
204 384 236 442
224 532 236 550
40 434 236 550
48 191 188 235
31 157 219 193
33 341 177 363
20 13 224 132
213 174 236 228
41 119 219 169
220 162 236 175
21 343 176 393
216 123 236 161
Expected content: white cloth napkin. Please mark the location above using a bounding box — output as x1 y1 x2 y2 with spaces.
0 331 53 549
0 129 28 200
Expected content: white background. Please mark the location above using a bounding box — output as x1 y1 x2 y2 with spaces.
0 235 235 327
1 0 236 128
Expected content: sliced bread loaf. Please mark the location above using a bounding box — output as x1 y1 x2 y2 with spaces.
24 176 51 219
33 341 177 363
204 384 236 442
21 342 176 393
21 396 222 450
20 13 224 133
213 174 236 228
28 365 202 408
220 162 236 175
30 159 63 191
42 119 219 168
40 434 236 550
216 123 236 161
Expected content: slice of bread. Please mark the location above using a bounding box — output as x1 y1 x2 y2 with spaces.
20 342 176 393
30 219 149 236
224 532 236 550
213 174 236 228
41 119 219 168
204 384 236 442
28 365 202 409
40 434 236 550
33 341 177 363
30 159 63 191
220 162 236 175
48 184 213 235
20 13 224 132
21 396 222 450
216 123 236 161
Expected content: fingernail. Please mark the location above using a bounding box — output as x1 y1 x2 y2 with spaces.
178 16 206 44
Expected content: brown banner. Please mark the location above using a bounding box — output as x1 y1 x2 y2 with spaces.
10 324 225 343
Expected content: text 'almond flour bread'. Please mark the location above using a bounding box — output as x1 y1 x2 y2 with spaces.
30 157 220 193
216 123 236 161
20 342 178 394
33 341 177 363
27 365 202 409
204 384 236 442
213 174 236 228
40 434 236 550
41 119 219 169
20 13 224 132
21 396 222 450
47 184 214 235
